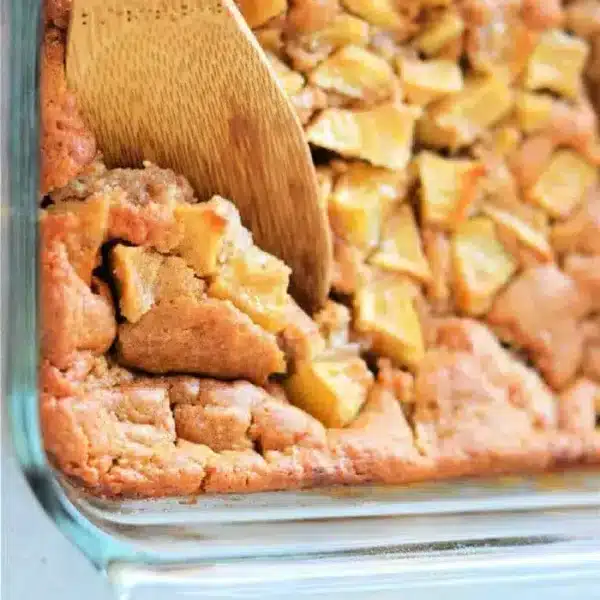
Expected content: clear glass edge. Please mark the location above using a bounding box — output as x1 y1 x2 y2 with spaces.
5 0 132 570
4 0 600 594
109 540 600 599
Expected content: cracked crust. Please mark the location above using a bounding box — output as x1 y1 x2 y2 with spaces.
40 28 96 197
487 265 589 390
558 378 600 462
40 241 117 371
117 297 286 384
43 343 588 498
52 162 197 253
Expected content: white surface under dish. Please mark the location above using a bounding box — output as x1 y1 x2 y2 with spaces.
2 428 111 600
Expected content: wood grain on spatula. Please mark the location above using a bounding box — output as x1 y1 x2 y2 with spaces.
66 0 332 312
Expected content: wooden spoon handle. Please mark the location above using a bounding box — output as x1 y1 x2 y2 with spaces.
67 0 332 311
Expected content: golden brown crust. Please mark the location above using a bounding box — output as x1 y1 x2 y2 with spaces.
41 366 331 497
559 378 598 434
487 265 589 390
51 162 195 206
279 298 326 364
42 193 109 284
568 2 600 120
41 386 211 497
117 297 286 384
40 28 96 196
173 379 327 452
582 318 600 383
53 163 197 253
327 382 434 485
287 0 339 34
42 344 594 498
584 346 600 382
564 253 600 312
521 0 564 30
589 35 600 119
41 242 117 370
434 318 557 428
412 317 558 472
551 187 600 256
558 378 600 462
45 0 71 29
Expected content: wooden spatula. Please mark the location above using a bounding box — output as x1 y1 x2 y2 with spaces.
66 0 332 312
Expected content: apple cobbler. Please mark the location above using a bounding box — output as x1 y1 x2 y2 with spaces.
41 0 599 497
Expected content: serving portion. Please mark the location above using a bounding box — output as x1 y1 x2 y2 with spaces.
41 0 599 498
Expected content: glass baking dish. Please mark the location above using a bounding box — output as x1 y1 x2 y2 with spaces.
4 1 600 598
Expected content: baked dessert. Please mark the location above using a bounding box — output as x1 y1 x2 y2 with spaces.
40 0 600 498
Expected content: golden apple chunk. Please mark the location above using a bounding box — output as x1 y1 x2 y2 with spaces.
285 355 373 427
369 204 432 283
355 277 425 369
452 217 517 316
417 151 485 229
209 245 291 333
527 150 598 219
174 196 251 277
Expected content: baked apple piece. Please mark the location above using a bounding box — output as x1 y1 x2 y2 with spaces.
112 244 286 385
354 276 426 370
208 245 291 334
285 353 373 427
